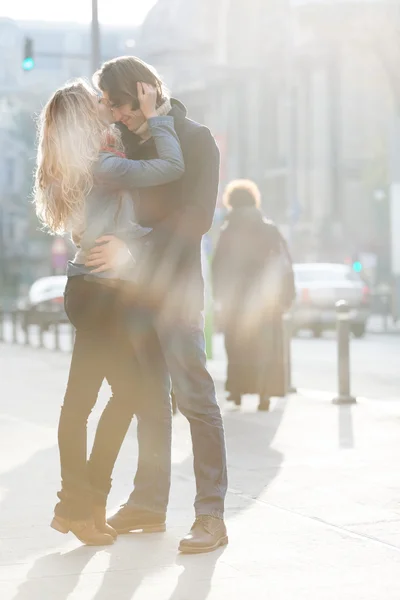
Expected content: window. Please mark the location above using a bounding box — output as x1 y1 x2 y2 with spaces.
4 158 15 192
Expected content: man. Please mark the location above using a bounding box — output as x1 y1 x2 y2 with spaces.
87 56 228 554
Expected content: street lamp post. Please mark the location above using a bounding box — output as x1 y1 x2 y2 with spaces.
216 0 231 66
0 203 5 303
286 6 298 250
91 0 101 74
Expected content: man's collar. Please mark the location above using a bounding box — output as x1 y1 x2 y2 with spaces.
168 98 187 121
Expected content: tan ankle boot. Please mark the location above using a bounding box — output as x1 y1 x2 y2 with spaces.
93 505 118 539
51 515 114 546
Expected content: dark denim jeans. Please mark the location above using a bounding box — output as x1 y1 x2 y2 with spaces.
55 276 140 520
126 312 228 519
75 302 227 519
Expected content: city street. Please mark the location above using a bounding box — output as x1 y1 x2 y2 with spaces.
3 316 400 401
2 0 400 597
293 333 400 401
210 322 400 403
1 335 400 599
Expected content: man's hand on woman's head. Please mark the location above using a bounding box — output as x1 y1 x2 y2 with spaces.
85 235 134 273
137 82 158 120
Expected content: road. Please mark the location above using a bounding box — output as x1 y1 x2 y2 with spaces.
2 315 400 401
212 327 400 402
292 333 400 400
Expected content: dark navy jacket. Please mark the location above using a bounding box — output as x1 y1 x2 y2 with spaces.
120 99 220 314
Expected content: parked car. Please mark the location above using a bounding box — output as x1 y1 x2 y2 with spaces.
17 276 68 331
292 263 370 338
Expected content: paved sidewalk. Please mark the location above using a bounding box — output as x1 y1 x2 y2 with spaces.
0 343 400 599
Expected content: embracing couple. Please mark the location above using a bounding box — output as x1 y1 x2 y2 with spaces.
34 56 228 554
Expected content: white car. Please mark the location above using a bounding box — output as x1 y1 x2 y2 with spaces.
292 263 370 338
17 276 68 331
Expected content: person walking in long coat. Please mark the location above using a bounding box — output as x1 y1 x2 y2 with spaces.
212 180 295 411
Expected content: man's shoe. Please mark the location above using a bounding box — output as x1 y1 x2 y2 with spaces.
107 505 166 534
51 516 114 546
179 516 228 554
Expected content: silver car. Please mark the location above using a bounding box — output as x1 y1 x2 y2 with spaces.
292 263 370 338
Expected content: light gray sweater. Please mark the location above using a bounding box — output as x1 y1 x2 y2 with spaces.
67 115 184 279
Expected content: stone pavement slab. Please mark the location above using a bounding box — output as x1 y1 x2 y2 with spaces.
1 343 400 599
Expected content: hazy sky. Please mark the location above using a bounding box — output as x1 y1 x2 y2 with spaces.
0 0 158 25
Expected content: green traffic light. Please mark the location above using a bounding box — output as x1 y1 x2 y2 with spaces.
22 57 34 71
353 261 362 273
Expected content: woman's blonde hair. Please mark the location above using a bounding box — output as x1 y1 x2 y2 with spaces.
223 179 262 210
34 78 113 235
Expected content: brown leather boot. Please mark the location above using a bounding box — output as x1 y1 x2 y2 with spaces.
179 516 228 554
93 505 118 539
51 515 114 546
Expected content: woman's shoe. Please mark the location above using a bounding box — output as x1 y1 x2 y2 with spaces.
258 396 271 412
233 395 242 406
93 505 118 539
227 393 242 406
51 515 114 546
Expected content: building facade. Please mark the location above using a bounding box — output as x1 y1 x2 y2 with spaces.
292 0 396 270
0 18 138 298
138 0 398 273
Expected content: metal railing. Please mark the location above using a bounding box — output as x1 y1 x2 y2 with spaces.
0 305 359 406
0 310 74 352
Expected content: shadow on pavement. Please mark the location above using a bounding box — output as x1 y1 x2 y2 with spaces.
11 546 100 600
11 536 227 600
87 538 226 600
167 548 227 600
0 360 288 600
89 534 172 600
337 405 355 449
0 447 60 564
223 397 287 500
173 395 287 511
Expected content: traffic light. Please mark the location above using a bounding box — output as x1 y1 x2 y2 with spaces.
22 37 34 71
352 261 363 273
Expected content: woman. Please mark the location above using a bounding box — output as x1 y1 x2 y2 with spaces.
212 180 295 411
34 78 184 545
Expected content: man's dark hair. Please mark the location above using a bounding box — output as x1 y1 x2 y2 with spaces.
93 56 167 110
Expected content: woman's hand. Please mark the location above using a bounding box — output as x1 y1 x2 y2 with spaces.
137 82 158 120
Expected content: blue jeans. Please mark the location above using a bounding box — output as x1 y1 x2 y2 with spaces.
127 312 227 519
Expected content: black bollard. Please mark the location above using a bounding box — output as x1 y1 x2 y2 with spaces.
381 294 390 333
38 324 45 349
24 313 30 346
11 311 17 344
333 300 356 405
69 324 75 352
54 321 60 351
283 312 296 395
